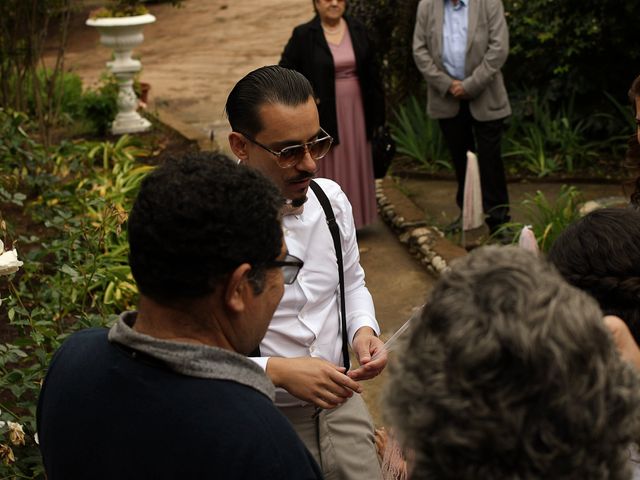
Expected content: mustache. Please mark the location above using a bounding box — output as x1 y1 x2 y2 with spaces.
286 172 315 184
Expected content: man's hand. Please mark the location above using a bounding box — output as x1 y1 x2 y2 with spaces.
266 357 362 409
448 79 468 99
348 327 387 381
604 315 640 371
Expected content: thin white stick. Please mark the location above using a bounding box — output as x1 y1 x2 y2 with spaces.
371 305 424 361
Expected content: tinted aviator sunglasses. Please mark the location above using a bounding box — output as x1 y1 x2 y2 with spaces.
239 128 333 168
265 253 304 285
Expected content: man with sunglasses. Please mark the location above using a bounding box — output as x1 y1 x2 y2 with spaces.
37 153 322 479
226 65 386 479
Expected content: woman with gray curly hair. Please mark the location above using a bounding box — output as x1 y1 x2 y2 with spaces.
384 245 640 480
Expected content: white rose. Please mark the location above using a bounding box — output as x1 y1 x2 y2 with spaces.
6 421 25 446
0 248 23 276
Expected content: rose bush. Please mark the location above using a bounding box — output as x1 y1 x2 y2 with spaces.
0 111 151 478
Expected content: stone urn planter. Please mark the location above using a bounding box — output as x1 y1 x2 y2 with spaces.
86 14 156 134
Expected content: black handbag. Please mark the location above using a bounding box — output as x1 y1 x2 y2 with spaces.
371 126 396 179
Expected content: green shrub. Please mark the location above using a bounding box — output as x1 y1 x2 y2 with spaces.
389 95 451 172
503 0 640 105
500 185 584 252
0 108 51 192
0 121 152 476
25 69 84 121
349 0 423 106
502 90 618 177
80 75 119 136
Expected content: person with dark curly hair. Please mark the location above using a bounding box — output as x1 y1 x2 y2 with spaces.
37 153 322 479
384 245 640 480
548 208 640 344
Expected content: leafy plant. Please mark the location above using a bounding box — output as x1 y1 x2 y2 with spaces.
90 0 183 18
0 0 77 146
0 108 52 192
503 0 640 106
603 90 636 138
0 118 153 477
503 91 604 176
505 124 561 177
80 74 119 136
499 185 584 252
349 0 422 108
389 95 451 172
26 69 84 121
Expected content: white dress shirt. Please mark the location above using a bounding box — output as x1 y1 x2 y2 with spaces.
252 178 380 406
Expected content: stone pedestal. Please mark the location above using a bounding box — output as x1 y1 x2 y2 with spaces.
86 14 156 134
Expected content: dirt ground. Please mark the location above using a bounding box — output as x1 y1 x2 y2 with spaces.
399 176 628 246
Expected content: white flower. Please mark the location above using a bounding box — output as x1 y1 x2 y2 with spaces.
0 443 15 465
6 422 25 446
0 248 23 276
34 432 39 445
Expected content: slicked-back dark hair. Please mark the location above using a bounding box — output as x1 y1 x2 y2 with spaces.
548 207 640 342
128 152 283 301
225 65 315 137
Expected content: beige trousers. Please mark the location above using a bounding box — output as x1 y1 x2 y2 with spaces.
279 394 382 480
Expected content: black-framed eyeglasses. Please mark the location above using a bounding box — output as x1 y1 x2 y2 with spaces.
239 128 333 168
265 253 304 285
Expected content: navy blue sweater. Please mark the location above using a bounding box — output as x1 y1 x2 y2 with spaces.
37 328 322 479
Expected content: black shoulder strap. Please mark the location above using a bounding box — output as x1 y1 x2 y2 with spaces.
309 180 350 371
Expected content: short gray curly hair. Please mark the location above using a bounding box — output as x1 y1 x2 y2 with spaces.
384 246 640 480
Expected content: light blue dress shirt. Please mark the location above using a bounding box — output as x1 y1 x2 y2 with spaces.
442 0 468 80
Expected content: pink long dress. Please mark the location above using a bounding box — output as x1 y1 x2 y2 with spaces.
317 29 377 229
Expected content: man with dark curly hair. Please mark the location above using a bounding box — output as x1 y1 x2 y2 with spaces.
37 153 322 479
385 245 640 480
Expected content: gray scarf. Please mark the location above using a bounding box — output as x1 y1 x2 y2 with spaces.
108 311 275 401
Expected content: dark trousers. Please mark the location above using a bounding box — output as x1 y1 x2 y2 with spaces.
439 101 510 231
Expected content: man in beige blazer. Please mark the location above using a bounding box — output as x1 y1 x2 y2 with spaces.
413 0 511 237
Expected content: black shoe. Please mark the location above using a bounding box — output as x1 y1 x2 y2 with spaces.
443 215 462 234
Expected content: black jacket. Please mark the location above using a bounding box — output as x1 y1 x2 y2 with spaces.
280 15 385 145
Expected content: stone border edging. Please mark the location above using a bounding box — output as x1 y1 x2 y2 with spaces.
375 178 468 276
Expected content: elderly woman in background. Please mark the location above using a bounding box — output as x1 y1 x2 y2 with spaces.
280 0 385 229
